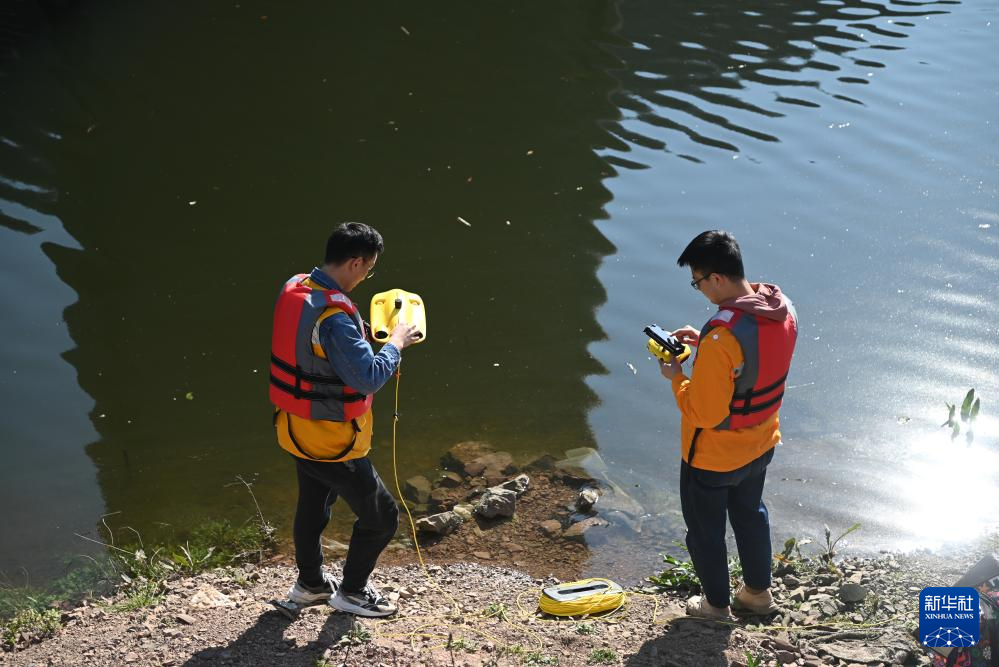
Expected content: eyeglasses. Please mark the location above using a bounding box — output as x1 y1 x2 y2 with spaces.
690 272 714 290
353 257 376 281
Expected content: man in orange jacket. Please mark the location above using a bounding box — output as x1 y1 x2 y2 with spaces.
659 230 798 619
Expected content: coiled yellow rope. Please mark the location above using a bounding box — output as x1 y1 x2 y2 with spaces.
537 578 627 617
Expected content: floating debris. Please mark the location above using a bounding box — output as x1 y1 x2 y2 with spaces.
457 216 471 227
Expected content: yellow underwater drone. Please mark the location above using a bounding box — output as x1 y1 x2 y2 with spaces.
370 289 427 343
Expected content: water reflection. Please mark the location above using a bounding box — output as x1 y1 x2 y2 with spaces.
0 110 105 575
1 1 622 575
602 0 955 163
895 417 999 549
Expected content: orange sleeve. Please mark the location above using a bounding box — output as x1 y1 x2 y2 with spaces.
670 327 744 428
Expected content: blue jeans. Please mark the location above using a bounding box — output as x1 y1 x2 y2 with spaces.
293 456 399 593
680 447 774 608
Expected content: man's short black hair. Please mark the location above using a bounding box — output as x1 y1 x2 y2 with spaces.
676 230 745 279
324 222 384 265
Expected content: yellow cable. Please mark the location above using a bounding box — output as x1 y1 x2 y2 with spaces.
537 578 627 617
390 364 462 613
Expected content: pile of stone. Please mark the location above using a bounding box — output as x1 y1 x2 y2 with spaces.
402 442 653 549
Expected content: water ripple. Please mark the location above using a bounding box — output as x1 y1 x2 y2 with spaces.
602 0 955 162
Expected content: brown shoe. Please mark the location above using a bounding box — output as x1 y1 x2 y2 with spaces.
733 584 780 615
685 595 733 620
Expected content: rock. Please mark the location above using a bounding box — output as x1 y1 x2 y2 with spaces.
815 598 839 618
521 453 557 471
475 487 517 519
539 520 562 538
429 487 453 505
472 551 492 560
415 511 464 536
598 482 645 516
189 585 236 609
563 517 609 541
403 476 432 504
789 587 809 603
775 650 797 665
435 471 464 488
441 441 496 472
818 642 890 664
839 583 868 603
322 539 349 555
783 574 802 587
554 448 608 481
452 503 474 521
605 510 643 533
575 487 600 511
464 452 517 480
175 614 196 625
498 474 530 497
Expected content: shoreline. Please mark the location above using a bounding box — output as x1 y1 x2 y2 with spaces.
3 442 996 665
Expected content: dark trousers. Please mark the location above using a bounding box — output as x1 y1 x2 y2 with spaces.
680 447 774 608
293 455 399 593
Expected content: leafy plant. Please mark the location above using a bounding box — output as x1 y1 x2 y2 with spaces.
1 607 61 648
574 622 598 635
820 523 860 574
745 652 763 667
338 621 372 645
446 634 477 652
776 536 808 563
943 389 983 443
524 651 559 665
587 648 618 664
482 601 509 621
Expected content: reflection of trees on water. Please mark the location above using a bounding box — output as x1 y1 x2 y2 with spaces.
1 0 625 560
603 0 956 162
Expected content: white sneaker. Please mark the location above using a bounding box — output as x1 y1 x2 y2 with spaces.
288 572 339 605
330 584 398 617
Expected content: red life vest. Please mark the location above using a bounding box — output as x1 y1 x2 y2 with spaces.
696 304 798 430
269 274 374 422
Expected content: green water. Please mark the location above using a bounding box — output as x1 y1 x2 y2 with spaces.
3 0 998 581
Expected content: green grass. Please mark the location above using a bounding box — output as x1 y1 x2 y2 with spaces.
482 601 510 621
1 608 61 649
587 648 618 664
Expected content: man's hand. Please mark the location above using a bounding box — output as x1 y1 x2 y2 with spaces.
388 322 421 349
671 325 700 347
659 357 683 380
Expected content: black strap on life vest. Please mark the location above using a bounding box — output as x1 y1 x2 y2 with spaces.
687 427 703 468
729 372 788 416
281 412 362 462
269 354 368 403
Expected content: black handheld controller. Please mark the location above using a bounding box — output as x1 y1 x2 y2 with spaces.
643 324 686 357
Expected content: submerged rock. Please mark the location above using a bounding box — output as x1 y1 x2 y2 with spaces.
441 441 496 472
563 516 609 541
538 520 562 538
403 475 432 505
553 447 607 481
